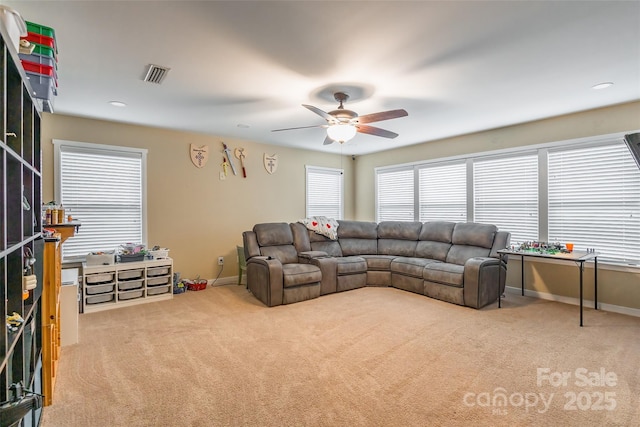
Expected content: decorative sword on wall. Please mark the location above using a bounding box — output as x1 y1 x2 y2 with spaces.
221 142 238 175
234 147 247 178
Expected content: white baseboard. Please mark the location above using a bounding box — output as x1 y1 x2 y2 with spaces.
505 285 640 318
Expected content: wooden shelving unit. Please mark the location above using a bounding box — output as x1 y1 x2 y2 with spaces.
41 235 61 406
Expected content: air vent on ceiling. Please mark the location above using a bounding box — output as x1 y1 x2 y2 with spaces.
143 64 170 84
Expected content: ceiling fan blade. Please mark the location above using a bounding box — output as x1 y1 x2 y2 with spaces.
356 124 399 139
323 135 334 145
272 124 324 132
355 109 408 124
302 104 338 123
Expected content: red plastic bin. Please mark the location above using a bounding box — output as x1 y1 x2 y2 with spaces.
20 32 57 52
21 60 57 81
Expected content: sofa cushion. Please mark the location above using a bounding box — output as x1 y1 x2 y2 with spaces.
377 221 422 256
340 239 377 256
337 220 378 238
415 240 451 262
337 221 378 256
378 239 418 257
289 222 312 252
304 227 344 256
311 240 343 257
282 263 322 288
423 263 465 287
391 257 440 278
335 256 367 275
260 245 299 265
419 221 456 242
451 222 497 248
254 223 294 246
362 255 396 271
446 246 491 266
377 221 423 240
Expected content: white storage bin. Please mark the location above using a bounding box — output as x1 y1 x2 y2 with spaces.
86 293 114 305
147 266 170 277
118 269 143 280
147 285 171 296
147 276 170 286
85 282 115 295
85 272 115 284
118 290 144 301
118 279 143 291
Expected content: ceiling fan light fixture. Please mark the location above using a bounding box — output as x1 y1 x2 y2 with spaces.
327 123 357 143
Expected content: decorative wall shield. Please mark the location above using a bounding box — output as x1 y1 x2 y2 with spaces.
264 153 278 174
190 144 209 168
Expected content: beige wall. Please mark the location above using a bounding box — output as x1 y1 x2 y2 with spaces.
355 101 640 311
42 101 640 311
41 114 355 280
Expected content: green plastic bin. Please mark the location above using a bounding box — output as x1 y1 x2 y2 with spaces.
31 43 56 60
26 21 56 39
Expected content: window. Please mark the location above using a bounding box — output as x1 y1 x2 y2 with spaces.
548 143 640 264
305 166 343 219
374 132 640 267
376 167 414 222
474 154 538 244
54 140 147 260
419 162 467 222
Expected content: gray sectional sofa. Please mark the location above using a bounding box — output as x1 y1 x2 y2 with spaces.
242 220 510 309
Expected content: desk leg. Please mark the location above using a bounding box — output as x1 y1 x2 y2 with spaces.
498 254 503 308
594 257 598 310
579 261 584 327
521 255 525 296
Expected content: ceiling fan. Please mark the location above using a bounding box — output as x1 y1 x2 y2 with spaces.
273 92 408 145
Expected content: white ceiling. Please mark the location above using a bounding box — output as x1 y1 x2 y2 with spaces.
6 0 640 155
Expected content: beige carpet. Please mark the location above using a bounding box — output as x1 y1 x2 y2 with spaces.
41 285 640 427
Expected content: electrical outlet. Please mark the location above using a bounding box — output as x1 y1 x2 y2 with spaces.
217 256 224 266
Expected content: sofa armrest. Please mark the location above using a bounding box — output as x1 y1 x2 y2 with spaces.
247 256 284 307
309 256 338 295
463 257 506 309
298 250 329 263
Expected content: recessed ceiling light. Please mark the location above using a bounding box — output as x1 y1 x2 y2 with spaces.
592 82 613 90
109 101 127 107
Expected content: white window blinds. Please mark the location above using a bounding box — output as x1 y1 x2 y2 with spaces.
55 142 146 260
419 162 466 222
305 166 343 219
377 168 414 222
474 154 538 244
548 142 640 264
